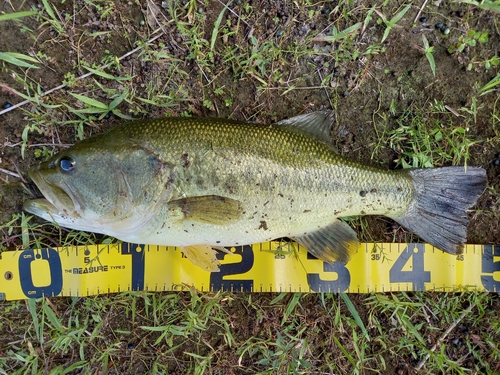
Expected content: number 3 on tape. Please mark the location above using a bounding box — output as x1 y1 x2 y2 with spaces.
307 252 351 293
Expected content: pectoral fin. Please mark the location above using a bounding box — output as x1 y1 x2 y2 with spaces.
291 219 358 264
168 195 243 224
181 245 222 272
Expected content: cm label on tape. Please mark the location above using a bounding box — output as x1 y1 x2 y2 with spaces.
1 242 500 300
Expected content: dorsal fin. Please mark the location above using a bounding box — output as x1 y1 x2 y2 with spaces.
275 111 335 144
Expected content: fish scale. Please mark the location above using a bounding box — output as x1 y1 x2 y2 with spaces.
127 119 410 243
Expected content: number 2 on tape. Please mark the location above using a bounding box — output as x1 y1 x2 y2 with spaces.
210 245 254 291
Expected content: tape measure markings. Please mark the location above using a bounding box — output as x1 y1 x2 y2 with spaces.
0 242 499 300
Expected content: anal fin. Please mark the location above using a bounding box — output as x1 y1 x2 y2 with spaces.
291 219 359 264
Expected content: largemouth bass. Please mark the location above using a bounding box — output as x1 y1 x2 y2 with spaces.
24 112 487 271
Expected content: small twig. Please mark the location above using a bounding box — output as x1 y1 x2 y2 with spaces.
415 303 475 371
10 160 28 183
265 86 333 90
316 69 334 109
414 0 430 23
2 142 74 148
0 167 23 180
445 105 461 117
0 29 167 117
215 0 250 27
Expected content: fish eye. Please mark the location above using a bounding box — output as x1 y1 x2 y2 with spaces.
59 157 76 173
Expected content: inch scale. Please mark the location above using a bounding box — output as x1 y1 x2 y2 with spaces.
0 242 499 300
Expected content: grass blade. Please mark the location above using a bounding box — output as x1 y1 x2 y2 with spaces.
331 335 356 367
27 298 43 345
41 0 58 22
390 3 412 24
82 66 118 80
0 51 39 69
340 293 370 340
457 0 500 13
282 293 302 324
478 72 500 95
322 22 362 41
43 302 63 330
108 94 126 110
381 4 412 43
211 1 232 52
422 35 436 77
70 93 108 109
82 65 131 81
270 292 288 305
0 11 37 22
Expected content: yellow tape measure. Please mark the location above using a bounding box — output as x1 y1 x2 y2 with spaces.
0 242 499 300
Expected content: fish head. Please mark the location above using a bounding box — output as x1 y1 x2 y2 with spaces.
24 132 175 235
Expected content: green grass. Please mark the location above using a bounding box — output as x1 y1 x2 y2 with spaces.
1 0 499 373
383 101 479 168
4 292 498 373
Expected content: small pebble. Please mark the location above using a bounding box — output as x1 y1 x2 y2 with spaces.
435 22 443 29
197 7 204 14
419 16 427 22
442 27 450 35
3 102 12 109
140 20 145 26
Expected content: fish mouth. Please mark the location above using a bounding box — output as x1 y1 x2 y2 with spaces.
23 165 77 222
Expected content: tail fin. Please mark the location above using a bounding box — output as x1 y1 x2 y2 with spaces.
391 167 487 254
